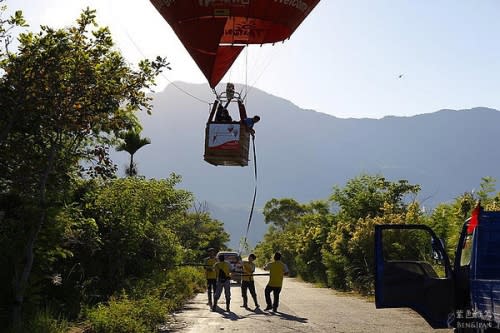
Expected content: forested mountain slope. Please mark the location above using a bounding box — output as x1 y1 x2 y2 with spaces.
112 82 500 247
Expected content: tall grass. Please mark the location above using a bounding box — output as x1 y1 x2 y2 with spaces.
5 307 69 333
86 267 205 333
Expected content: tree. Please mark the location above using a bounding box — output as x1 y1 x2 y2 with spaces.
256 199 332 282
0 1 27 144
262 198 306 231
330 174 420 220
116 130 151 176
325 174 422 292
0 8 168 326
0 0 26 61
476 176 498 209
74 176 191 294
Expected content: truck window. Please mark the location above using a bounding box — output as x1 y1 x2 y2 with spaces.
460 234 473 266
382 228 446 278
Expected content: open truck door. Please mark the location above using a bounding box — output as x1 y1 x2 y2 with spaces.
375 224 454 329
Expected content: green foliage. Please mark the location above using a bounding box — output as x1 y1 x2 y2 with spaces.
292 202 331 283
87 296 154 333
477 176 496 204
170 202 229 263
256 200 332 282
330 174 420 220
422 203 462 258
256 174 422 294
25 309 69 333
321 251 348 290
64 176 190 296
1 8 168 189
0 1 28 62
160 267 206 304
0 6 169 327
324 175 422 293
116 130 151 177
263 198 305 230
257 174 500 296
0 4 228 329
5 307 69 333
86 267 205 333
25 176 224 321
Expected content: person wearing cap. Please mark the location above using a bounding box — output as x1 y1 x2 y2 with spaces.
204 248 217 307
241 253 259 309
263 252 289 312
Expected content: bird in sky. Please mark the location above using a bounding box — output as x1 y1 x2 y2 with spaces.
398 74 404 79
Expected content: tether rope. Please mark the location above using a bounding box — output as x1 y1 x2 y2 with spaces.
122 28 210 105
240 135 258 254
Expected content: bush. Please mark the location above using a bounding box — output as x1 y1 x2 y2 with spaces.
322 251 348 290
86 296 152 333
160 267 205 306
86 267 206 333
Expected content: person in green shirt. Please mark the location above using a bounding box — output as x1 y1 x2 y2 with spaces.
204 248 217 307
263 252 289 312
241 253 259 309
213 253 232 312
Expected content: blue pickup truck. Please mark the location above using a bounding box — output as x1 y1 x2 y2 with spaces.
375 209 500 332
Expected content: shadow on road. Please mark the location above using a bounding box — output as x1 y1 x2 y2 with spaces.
210 306 308 324
272 311 308 323
212 307 244 321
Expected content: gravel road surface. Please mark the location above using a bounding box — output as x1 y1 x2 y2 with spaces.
168 269 452 333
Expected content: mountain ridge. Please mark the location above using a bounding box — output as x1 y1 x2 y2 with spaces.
111 82 500 248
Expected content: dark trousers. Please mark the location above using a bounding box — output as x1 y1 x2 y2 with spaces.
241 280 258 306
207 279 216 304
214 279 231 308
265 285 282 311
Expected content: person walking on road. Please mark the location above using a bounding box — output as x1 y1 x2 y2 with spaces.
264 252 289 312
204 248 217 307
213 253 232 312
241 253 259 309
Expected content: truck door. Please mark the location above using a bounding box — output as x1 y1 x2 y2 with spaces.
375 224 454 329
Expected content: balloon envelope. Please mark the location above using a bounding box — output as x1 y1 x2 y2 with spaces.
151 0 321 88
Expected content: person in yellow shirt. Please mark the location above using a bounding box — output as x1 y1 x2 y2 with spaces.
204 248 217 307
241 253 259 309
263 252 289 312
213 253 232 312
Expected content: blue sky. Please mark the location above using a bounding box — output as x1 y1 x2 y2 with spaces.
6 0 500 118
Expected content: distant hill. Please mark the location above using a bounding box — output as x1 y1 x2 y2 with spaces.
111 82 500 249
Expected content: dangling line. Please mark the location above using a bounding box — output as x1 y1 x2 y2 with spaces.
240 135 258 253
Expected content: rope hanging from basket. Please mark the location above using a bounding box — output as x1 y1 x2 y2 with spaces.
240 134 258 254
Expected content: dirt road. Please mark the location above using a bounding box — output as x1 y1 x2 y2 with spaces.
168 269 452 333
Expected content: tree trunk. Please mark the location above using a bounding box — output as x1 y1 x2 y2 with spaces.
11 213 44 327
129 154 135 177
11 147 55 327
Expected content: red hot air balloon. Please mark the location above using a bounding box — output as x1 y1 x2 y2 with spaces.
150 0 321 88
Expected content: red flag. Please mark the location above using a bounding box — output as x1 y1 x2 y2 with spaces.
467 204 481 234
